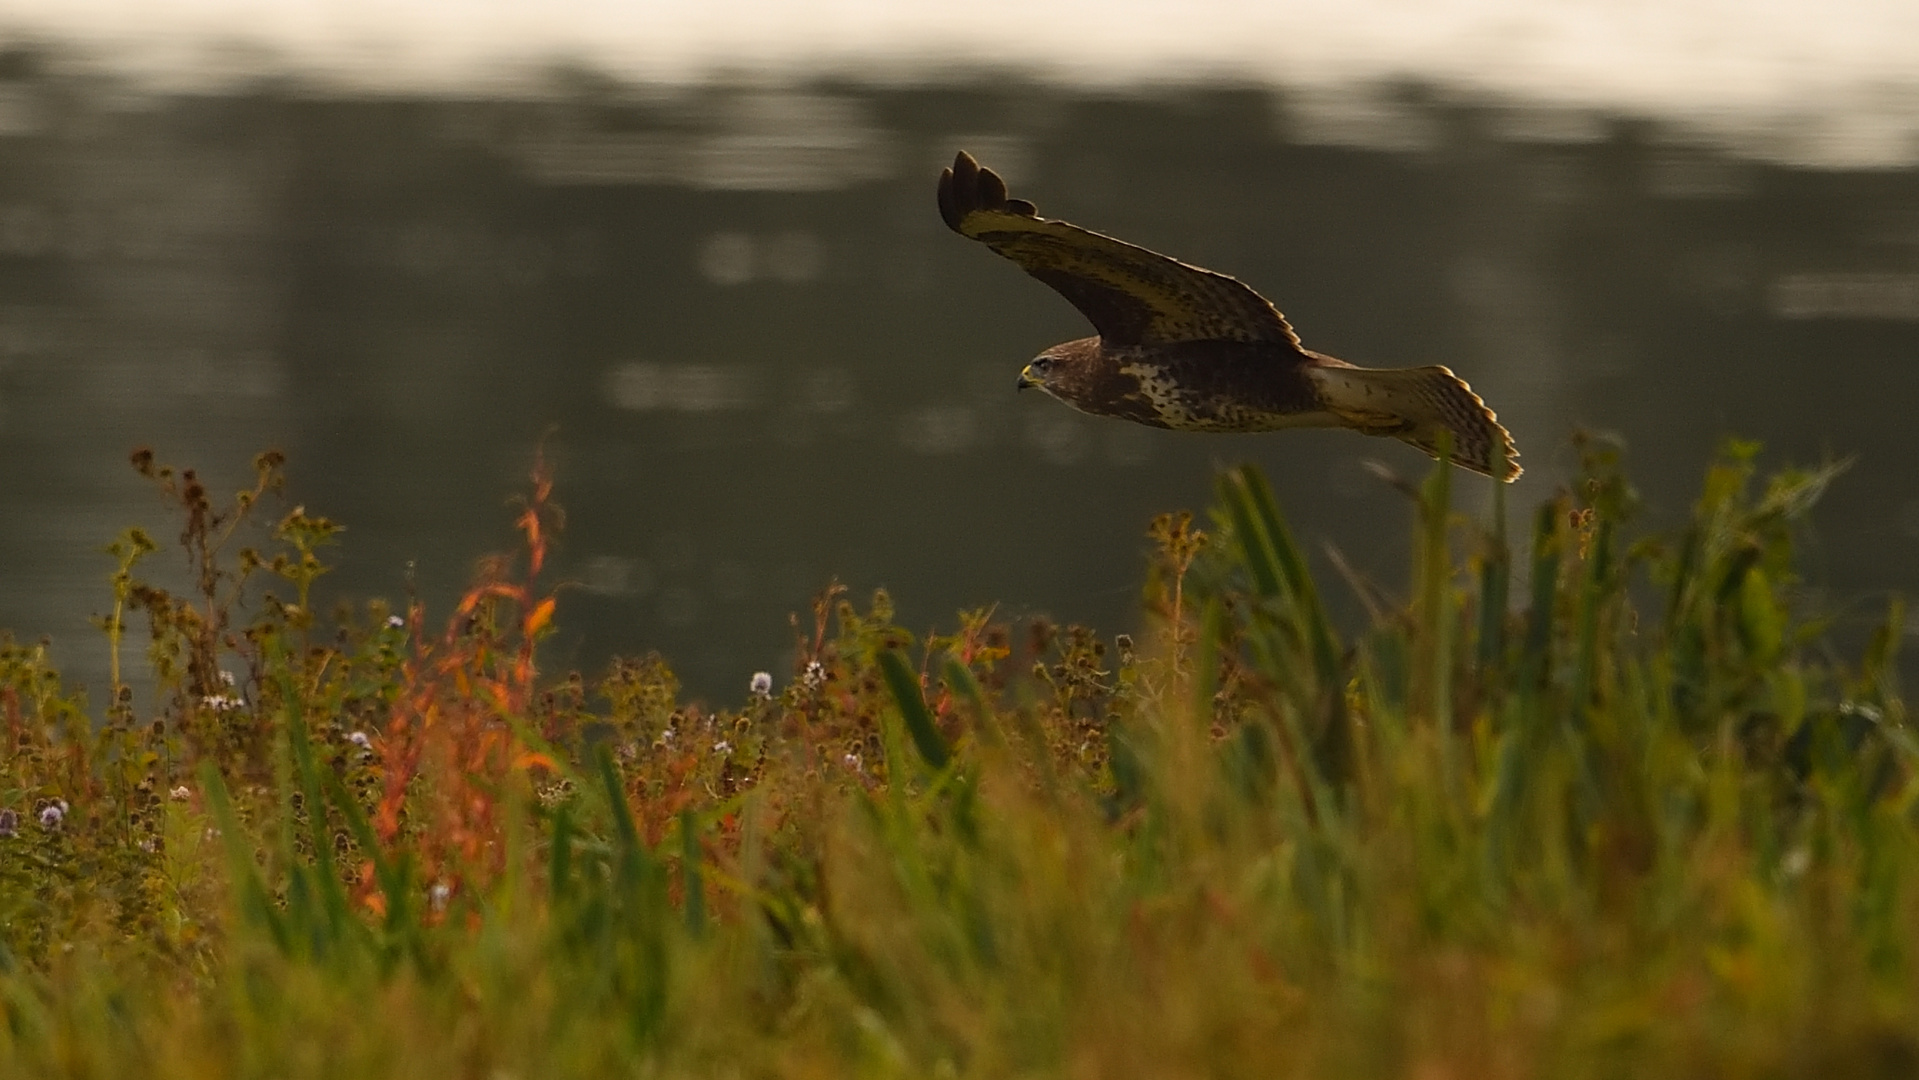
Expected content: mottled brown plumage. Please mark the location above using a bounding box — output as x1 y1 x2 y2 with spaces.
938 150 1521 480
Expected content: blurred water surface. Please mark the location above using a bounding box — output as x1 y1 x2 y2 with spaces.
0 49 1915 700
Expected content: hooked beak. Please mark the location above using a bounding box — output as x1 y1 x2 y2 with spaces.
1016 366 1038 391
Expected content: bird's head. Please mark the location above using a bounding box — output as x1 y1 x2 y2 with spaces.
1015 340 1093 397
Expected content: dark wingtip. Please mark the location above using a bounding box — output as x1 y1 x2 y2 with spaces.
939 150 1034 232
976 165 1008 210
937 167 962 231
951 150 979 193
939 150 980 232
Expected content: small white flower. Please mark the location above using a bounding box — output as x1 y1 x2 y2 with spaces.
218 670 236 687
38 803 64 830
429 881 451 912
0 809 17 838
712 739 732 755
842 752 862 772
385 614 405 629
801 660 826 689
1780 848 1812 879
203 694 247 712
348 731 372 749
169 785 191 801
137 837 157 853
661 728 676 744
749 671 773 697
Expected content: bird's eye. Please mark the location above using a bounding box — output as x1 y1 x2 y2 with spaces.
1032 357 1052 372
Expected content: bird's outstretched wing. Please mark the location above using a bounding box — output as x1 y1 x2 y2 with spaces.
938 150 1301 348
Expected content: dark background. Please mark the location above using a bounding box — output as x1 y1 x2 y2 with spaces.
1 56 1914 702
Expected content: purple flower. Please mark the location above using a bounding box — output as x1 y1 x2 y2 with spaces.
0 808 17 838
39 802 65 831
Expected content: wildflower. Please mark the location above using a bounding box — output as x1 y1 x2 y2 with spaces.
39 802 65 831
169 785 191 801
218 670 236 687
203 693 246 712
348 731 372 749
0 809 16 838
385 614 405 629
801 660 826 690
429 881 451 912
842 752 862 772
712 739 732 755
749 671 773 697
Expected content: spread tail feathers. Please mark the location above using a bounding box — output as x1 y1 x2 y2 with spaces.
1308 365 1522 481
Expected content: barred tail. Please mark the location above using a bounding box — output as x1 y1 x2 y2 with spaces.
1308 364 1522 481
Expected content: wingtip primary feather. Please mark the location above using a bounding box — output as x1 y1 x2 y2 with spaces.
939 150 1036 233
976 166 1008 211
937 167 962 231
951 150 979 196
940 150 983 232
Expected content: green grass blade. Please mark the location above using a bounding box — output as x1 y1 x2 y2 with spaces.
198 761 291 955
1476 477 1511 680
596 746 643 873
1568 520 1613 731
1520 499 1564 693
679 808 706 938
274 652 352 944
879 647 950 772
1416 439 1454 730
1221 465 1350 788
1218 466 1284 599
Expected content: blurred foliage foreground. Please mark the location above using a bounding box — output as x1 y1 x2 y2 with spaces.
0 438 1914 1080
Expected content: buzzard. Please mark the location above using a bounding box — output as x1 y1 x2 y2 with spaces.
938 151 1521 480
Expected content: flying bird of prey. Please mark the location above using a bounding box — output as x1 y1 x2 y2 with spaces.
937 151 1520 480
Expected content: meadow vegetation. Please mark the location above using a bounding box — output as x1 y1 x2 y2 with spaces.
0 437 1913 1078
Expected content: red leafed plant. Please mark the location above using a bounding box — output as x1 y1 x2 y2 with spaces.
368 448 563 907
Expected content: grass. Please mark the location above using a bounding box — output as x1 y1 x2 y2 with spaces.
0 434 1914 1078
